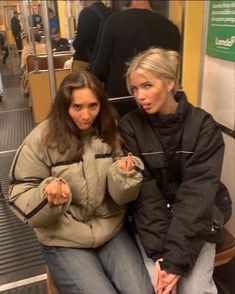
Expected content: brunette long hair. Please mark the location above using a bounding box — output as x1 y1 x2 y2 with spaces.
43 71 120 159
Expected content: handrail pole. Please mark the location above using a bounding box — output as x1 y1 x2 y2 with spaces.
41 1 57 102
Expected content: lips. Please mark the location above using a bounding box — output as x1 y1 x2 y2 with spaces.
77 122 92 129
142 104 151 110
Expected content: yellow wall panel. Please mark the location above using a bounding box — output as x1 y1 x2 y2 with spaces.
182 1 205 106
57 0 66 38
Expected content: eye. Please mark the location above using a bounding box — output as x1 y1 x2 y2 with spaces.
89 102 99 110
143 82 152 89
71 104 82 110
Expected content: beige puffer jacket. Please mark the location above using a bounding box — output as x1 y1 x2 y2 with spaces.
9 120 144 248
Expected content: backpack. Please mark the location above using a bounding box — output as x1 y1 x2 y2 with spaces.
72 3 111 65
88 3 112 63
89 2 111 22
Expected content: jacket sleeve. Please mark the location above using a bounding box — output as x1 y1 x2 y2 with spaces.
119 118 170 257
161 115 224 275
107 155 144 205
9 142 71 228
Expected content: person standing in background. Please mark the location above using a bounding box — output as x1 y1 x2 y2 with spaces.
0 33 9 64
91 0 180 98
48 8 60 34
32 9 43 30
11 11 22 53
72 0 111 72
0 72 4 101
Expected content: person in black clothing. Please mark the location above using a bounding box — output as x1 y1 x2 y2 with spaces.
32 11 43 30
51 29 70 52
0 33 9 64
72 0 110 72
11 11 22 51
119 48 229 294
91 0 180 98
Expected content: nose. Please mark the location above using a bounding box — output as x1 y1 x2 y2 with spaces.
135 88 146 101
81 108 91 120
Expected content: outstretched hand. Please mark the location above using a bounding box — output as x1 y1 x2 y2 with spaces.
45 178 71 206
117 153 135 171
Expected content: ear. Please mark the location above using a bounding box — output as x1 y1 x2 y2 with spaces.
166 79 175 92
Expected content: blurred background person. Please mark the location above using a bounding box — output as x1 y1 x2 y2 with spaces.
51 29 71 52
0 72 3 101
91 0 180 98
0 32 9 64
48 8 60 34
11 11 23 53
32 8 43 30
72 0 111 72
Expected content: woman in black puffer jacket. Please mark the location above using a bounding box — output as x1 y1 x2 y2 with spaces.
119 47 230 294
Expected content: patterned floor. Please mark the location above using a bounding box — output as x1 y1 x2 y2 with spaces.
0 48 46 293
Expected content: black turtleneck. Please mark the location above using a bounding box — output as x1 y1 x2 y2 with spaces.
145 92 189 182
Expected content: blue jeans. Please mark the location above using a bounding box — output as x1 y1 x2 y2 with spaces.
137 235 217 294
41 228 154 294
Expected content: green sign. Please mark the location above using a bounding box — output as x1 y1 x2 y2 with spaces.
206 1 235 61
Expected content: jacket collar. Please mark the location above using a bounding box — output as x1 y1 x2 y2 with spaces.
144 91 189 135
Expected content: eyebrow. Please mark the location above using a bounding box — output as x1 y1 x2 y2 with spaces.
131 81 152 87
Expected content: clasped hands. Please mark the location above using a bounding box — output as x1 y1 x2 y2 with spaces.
153 259 181 294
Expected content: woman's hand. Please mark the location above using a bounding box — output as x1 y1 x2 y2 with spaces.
117 153 135 171
45 178 71 206
153 259 181 294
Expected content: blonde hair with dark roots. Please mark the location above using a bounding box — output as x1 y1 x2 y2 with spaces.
126 47 180 95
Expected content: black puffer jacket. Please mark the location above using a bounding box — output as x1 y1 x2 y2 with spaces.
119 92 225 275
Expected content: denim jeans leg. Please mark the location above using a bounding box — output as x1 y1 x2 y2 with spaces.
178 242 217 294
97 228 154 294
135 237 217 294
41 245 117 294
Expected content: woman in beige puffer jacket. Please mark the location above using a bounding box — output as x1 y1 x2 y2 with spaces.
9 71 154 294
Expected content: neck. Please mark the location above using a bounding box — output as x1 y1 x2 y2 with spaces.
129 0 151 10
159 93 178 115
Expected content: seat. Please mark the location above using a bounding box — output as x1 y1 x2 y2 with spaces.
214 228 235 267
28 68 71 123
46 266 60 294
26 52 73 73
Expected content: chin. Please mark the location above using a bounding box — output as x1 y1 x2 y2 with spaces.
143 108 155 114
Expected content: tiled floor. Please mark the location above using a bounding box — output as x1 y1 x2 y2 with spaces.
0 48 46 293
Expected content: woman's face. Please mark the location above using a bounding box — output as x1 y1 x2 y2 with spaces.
68 87 100 131
129 70 174 115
